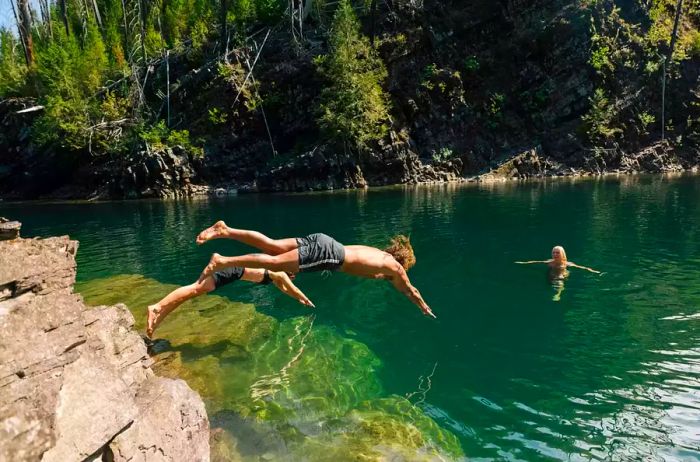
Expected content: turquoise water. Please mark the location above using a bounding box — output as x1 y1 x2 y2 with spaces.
3 175 700 461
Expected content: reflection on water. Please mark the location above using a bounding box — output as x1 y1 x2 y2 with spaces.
3 174 700 460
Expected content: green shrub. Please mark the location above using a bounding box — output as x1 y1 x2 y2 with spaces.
139 121 205 158
315 0 391 151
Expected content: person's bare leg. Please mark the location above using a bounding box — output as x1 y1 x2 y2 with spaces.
199 250 299 282
196 220 298 255
147 276 216 337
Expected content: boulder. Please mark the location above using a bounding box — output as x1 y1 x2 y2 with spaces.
0 218 20 241
0 236 210 461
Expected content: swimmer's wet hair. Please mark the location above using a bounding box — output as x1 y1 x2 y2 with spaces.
385 235 416 271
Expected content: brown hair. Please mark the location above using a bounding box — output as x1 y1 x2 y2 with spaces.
384 235 416 271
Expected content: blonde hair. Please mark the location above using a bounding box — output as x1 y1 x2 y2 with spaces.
552 246 567 262
385 235 416 271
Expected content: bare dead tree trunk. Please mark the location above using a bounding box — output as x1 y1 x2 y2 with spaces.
91 0 104 30
38 0 53 39
661 0 683 141
166 49 171 127
121 0 131 62
161 0 169 44
370 0 377 46
10 0 30 65
17 0 34 65
303 0 312 20
138 0 147 62
220 0 228 46
59 0 70 36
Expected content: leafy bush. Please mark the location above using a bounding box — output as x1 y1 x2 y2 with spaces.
581 88 622 141
463 56 480 72
139 121 205 158
0 29 27 97
432 147 454 162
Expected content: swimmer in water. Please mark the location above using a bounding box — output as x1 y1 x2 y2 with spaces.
515 246 601 301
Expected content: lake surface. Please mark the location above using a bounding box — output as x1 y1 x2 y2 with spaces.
3 175 700 461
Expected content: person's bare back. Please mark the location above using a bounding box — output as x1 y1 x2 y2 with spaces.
341 245 395 279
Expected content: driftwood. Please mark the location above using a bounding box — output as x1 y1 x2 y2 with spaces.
15 105 44 114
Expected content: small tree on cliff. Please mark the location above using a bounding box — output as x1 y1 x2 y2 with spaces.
315 0 390 153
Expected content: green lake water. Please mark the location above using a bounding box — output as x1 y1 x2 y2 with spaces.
3 175 700 461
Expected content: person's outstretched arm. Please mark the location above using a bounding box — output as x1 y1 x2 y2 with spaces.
387 261 436 319
242 268 315 307
567 262 601 274
515 259 552 264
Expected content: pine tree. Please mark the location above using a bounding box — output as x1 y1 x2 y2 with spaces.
316 0 390 152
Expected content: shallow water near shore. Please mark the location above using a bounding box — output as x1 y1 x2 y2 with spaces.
3 175 700 461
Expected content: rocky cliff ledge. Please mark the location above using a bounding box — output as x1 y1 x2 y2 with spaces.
0 222 210 461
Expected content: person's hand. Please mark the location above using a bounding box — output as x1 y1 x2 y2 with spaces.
421 303 437 319
270 271 315 308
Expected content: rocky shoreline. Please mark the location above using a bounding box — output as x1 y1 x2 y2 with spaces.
0 221 210 461
1 140 696 202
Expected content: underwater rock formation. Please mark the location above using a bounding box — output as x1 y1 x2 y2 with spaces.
79 274 465 461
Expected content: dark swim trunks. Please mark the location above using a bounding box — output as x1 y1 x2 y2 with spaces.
296 233 345 272
212 266 245 289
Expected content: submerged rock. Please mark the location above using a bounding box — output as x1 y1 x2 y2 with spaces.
79 274 465 461
0 236 210 461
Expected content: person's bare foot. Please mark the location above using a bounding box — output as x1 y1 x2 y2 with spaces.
199 253 224 282
196 220 228 245
146 304 162 338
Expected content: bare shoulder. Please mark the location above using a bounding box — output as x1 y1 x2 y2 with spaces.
383 255 405 276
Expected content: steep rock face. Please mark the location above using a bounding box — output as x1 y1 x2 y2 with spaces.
0 230 210 461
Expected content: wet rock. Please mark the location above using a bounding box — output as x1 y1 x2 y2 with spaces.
0 236 210 462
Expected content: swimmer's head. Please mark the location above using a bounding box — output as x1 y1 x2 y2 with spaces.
551 246 567 262
385 235 416 271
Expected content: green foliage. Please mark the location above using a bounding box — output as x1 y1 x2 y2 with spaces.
420 63 438 89
688 30 700 57
0 29 27 97
432 147 454 162
315 0 391 151
638 111 655 128
589 42 612 71
485 92 505 128
582 88 622 141
463 55 480 72
208 107 229 125
33 95 91 150
139 121 205 158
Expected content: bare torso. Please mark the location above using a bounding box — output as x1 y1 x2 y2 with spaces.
341 245 396 279
548 261 569 280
